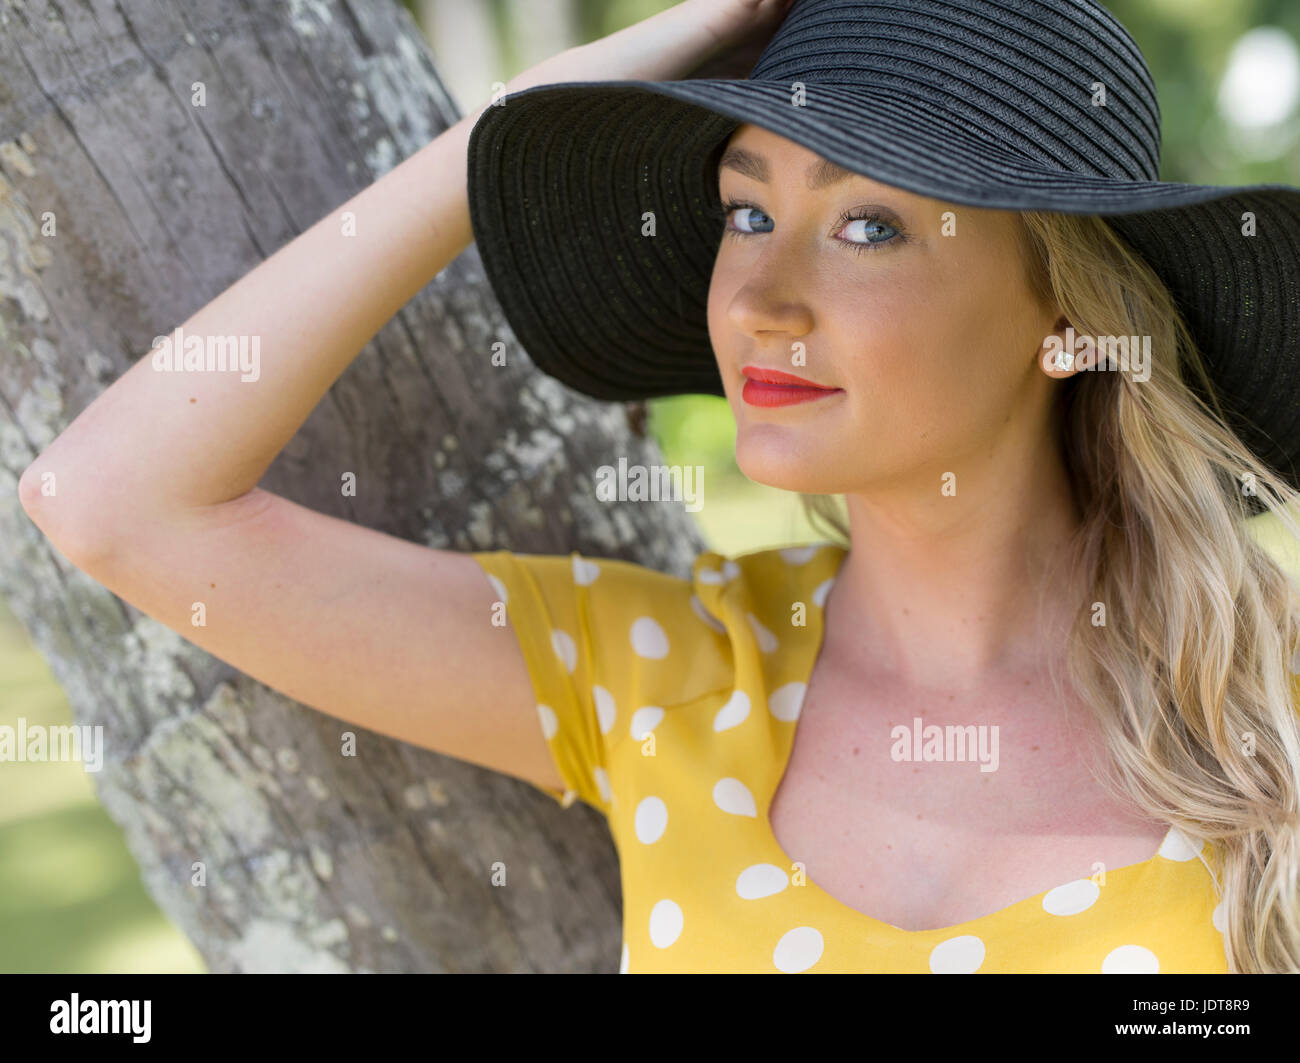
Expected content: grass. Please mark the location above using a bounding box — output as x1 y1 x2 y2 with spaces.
0 593 208 973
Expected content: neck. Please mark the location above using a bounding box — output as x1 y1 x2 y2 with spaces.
831 444 1084 690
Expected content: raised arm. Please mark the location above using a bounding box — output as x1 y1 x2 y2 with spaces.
20 0 792 549
16 1 790 792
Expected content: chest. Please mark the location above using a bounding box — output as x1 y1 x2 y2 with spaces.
766 664 1173 933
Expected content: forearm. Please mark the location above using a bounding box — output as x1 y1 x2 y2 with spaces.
18 5 726 541
19 114 478 539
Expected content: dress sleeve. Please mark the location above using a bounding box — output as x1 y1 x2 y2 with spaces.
468 548 696 814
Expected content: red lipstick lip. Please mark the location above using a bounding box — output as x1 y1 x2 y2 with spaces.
741 365 838 389
739 366 844 408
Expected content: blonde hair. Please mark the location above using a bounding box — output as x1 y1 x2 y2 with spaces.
800 211 1300 972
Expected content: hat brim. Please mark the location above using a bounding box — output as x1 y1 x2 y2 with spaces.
467 79 1300 489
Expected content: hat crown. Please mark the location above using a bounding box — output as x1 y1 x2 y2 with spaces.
749 0 1162 181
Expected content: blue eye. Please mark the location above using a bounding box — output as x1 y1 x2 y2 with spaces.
726 204 773 234
713 198 906 255
839 217 899 246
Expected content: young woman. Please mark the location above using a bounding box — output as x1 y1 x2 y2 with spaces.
19 0 1300 974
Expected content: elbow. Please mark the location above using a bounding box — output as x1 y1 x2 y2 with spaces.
17 460 116 572
17 460 50 517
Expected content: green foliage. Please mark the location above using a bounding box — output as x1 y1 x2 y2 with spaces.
647 393 738 479
1104 0 1300 184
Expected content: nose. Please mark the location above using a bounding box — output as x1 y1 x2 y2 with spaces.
724 254 815 343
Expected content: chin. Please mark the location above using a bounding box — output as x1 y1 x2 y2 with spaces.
735 429 848 494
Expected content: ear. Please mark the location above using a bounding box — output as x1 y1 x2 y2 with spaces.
1038 316 1082 379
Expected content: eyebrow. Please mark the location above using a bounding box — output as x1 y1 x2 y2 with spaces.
718 145 860 191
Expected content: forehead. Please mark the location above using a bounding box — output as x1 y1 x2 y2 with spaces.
715 125 1033 254
715 124 1007 228
718 142 859 191
718 124 832 164
722 124 925 206
717 123 903 197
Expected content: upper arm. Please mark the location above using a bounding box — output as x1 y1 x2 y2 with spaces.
48 487 565 796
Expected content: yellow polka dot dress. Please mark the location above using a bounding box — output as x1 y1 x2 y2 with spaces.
470 542 1230 973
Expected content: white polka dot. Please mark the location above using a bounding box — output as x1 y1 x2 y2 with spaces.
690 594 727 634
812 578 834 608
1102 944 1159 973
929 935 985 973
713 690 751 732
768 682 807 722
593 685 617 734
712 777 758 817
1212 900 1226 934
486 574 508 603
780 545 820 564
773 927 823 972
701 560 740 582
537 704 558 741
551 630 577 673
746 612 778 653
635 796 668 843
630 616 669 659
649 900 683 948
1041 879 1100 916
559 789 578 808
572 556 601 585
1157 827 1202 861
593 765 611 804
737 863 789 899
620 942 630 973
630 706 665 740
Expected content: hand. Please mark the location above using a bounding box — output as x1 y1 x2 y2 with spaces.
487 0 798 98
680 0 800 79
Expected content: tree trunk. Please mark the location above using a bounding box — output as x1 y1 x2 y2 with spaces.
0 0 705 973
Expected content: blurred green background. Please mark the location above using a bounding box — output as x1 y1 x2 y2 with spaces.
2 0 1298 973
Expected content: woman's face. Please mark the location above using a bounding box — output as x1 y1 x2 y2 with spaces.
707 122 1066 496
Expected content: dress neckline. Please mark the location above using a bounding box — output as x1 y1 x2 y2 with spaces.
758 542 1178 937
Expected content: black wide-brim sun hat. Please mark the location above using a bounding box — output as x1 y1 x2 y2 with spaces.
466 0 1300 492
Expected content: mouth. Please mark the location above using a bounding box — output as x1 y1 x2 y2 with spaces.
740 365 844 408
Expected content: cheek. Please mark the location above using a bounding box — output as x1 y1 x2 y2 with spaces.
706 251 731 340
709 237 1043 457
834 264 1038 448
706 260 740 397
833 273 958 416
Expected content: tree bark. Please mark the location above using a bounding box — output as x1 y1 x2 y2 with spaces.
0 0 705 973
